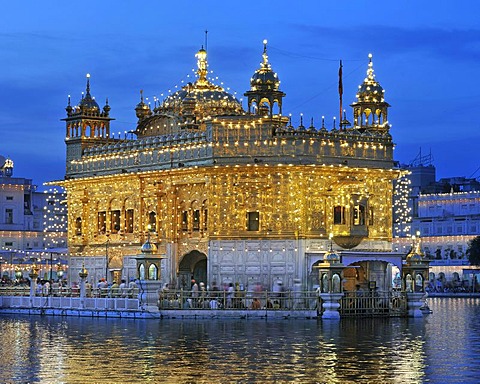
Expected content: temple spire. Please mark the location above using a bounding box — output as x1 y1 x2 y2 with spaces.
86 73 91 96
262 39 270 69
195 46 208 85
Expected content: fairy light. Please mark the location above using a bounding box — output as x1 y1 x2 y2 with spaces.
393 171 412 238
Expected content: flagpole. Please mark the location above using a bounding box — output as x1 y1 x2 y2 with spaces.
339 60 343 130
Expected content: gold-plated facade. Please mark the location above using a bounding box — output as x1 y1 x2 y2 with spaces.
58 44 399 289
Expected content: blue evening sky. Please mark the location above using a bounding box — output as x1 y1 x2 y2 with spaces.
1 1 479 187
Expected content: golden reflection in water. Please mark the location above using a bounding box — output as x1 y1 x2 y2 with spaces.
1 298 479 383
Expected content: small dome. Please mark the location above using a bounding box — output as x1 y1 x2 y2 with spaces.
135 90 152 120
355 54 387 103
324 249 340 263
406 239 425 263
76 74 100 114
141 238 157 254
251 71 279 91
249 40 281 92
78 94 100 113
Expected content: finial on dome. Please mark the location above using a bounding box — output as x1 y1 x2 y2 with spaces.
103 97 111 115
86 73 91 95
140 89 144 103
196 46 208 84
262 39 269 68
367 53 375 80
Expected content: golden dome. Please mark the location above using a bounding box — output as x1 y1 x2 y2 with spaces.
141 238 158 254
136 47 243 136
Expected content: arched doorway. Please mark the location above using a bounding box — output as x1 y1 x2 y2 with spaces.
178 250 207 290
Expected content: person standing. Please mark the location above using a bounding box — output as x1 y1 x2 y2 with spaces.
227 283 234 308
191 280 199 308
119 279 127 297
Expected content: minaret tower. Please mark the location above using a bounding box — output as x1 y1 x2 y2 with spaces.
244 40 285 117
63 74 114 177
350 54 390 132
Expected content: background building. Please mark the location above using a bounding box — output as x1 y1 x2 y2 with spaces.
393 152 480 288
0 155 67 281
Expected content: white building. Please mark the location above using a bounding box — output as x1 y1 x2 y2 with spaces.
0 155 67 281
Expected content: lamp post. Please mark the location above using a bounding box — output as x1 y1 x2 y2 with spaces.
50 252 53 281
57 263 64 280
29 264 39 307
105 236 110 283
79 263 89 309
10 252 14 281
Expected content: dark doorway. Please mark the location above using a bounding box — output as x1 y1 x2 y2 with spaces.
178 250 207 289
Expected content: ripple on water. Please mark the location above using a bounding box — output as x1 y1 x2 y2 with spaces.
0 298 479 383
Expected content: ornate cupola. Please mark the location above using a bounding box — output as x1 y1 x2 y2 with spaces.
244 40 286 117
63 74 115 177
135 90 152 121
350 54 390 132
63 74 114 140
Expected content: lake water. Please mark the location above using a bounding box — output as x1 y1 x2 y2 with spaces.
0 297 479 383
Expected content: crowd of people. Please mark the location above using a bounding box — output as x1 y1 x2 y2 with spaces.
157 279 310 310
0 275 142 298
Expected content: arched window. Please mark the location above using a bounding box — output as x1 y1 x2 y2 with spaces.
353 204 366 226
332 274 341 293
322 274 329 293
139 264 145 280
149 264 158 280
98 211 106 234
182 211 188 231
125 209 134 233
247 211 260 231
110 210 121 233
333 206 346 225
415 274 424 292
149 211 156 232
75 217 82 235
193 209 200 231
405 274 413 292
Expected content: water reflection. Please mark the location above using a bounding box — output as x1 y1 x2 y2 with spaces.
0 298 479 383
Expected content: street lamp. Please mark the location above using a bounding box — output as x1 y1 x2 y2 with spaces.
57 263 64 280
50 252 54 281
105 236 110 283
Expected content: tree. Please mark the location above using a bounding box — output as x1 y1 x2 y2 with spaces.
466 236 480 266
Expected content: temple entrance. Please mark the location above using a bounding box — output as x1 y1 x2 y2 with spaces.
178 250 207 289
309 260 322 290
